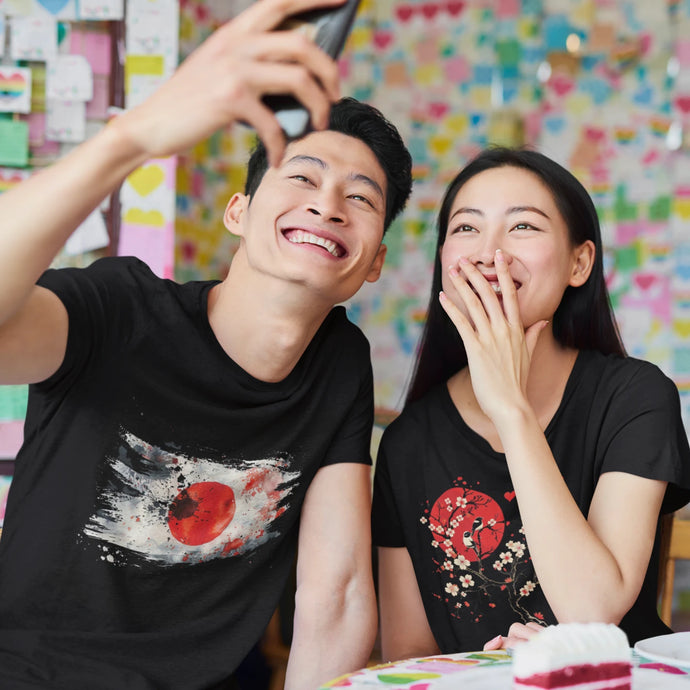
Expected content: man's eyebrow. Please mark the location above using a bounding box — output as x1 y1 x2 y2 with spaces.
449 205 550 221
285 154 327 169
285 155 384 201
349 172 384 201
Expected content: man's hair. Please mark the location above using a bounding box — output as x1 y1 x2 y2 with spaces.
244 97 412 232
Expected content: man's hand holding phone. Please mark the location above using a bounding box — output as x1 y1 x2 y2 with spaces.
111 0 350 167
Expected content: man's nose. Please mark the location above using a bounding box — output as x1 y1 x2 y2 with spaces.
306 189 345 224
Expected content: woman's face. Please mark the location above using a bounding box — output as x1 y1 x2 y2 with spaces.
440 166 594 329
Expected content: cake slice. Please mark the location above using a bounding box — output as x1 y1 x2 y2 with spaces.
512 622 632 690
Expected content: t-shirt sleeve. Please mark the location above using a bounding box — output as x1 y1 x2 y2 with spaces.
372 430 406 547
598 361 690 512
319 332 374 468
36 257 144 390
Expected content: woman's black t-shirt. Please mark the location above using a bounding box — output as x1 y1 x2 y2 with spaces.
373 350 690 651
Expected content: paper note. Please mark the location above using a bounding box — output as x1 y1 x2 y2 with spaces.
125 55 165 109
31 0 77 19
65 208 110 255
118 222 174 279
0 66 31 113
0 119 29 166
79 0 123 20
127 0 178 73
0 166 30 193
0 475 11 525
9 15 57 60
3 0 33 15
0 385 27 421
46 55 93 101
45 99 85 142
69 29 111 76
10 16 57 60
85 75 109 119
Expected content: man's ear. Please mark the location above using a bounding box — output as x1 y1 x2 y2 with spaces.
569 239 595 287
223 193 249 237
365 244 388 283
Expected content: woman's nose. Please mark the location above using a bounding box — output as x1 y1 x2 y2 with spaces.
471 238 509 265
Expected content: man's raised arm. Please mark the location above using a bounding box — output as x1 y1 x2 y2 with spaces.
0 0 344 383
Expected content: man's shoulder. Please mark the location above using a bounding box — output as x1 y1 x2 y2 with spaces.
322 305 371 354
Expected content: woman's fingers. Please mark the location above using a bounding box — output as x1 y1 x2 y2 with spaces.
452 257 509 330
505 622 547 646
495 249 521 327
482 634 505 651
439 290 475 344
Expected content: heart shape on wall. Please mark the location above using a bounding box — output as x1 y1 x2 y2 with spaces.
36 0 71 14
128 165 165 197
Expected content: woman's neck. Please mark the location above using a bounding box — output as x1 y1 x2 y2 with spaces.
448 334 579 452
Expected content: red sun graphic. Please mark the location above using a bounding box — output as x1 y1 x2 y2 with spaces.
168 482 236 546
429 488 504 562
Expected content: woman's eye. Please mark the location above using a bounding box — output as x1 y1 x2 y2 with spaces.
513 222 535 231
452 224 476 234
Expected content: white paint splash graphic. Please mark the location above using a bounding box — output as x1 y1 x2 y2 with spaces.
83 430 300 566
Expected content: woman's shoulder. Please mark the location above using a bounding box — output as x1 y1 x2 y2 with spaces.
383 384 451 438
575 349 678 403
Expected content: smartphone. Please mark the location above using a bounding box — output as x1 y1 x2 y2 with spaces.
262 0 362 137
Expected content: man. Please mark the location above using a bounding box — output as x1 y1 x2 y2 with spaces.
0 1 413 688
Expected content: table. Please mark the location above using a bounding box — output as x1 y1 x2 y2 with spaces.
319 650 690 689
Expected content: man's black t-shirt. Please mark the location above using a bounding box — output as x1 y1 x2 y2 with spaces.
0 257 373 689
373 350 690 652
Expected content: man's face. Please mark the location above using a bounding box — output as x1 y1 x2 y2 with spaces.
225 131 388 305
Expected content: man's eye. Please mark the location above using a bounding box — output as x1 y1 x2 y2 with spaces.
291 175 312 183
350 194 373 206
513 223 535 231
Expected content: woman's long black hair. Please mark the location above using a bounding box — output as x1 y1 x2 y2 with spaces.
406 147 625 404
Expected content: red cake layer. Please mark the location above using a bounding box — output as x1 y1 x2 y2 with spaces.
514 661 632 689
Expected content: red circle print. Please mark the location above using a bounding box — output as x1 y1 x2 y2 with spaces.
429 488 504 562
168 482 236 546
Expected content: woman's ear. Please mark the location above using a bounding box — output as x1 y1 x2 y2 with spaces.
223 193 249 237
570 239 596 287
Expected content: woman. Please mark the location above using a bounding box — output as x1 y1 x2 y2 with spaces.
372 148 690 660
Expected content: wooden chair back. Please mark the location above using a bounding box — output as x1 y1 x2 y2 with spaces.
659 514 690 626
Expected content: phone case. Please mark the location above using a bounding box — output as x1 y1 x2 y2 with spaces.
263 0 362 137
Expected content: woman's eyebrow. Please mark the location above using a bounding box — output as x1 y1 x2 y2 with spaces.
449 205 551 221
507 205 550 219
449 207 483 222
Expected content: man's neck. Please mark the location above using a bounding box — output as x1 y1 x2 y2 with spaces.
207 263 334 383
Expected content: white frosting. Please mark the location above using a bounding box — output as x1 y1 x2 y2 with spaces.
512 623 632 677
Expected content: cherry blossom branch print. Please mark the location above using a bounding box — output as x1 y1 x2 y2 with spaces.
422 484 545 625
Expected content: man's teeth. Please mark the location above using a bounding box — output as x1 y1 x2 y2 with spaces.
287 230 343 257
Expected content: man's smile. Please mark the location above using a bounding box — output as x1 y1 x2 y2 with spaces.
282 228 347 258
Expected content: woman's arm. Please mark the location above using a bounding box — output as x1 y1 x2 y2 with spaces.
440 251 667 623
496 411 665 622
378 546 440 661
